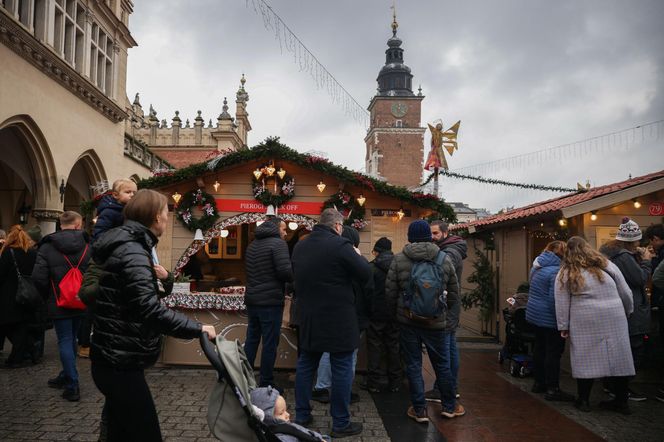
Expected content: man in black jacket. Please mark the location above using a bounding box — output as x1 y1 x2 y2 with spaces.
366 237 401 393
32 211 91 402
292 209 371 438
244 217 293 390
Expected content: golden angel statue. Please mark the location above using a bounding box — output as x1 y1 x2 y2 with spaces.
424 119 461 171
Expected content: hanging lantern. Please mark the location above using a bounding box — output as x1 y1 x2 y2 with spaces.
288 222 298 231
633 199 641 209
397 208 405 220
213 181 220 192
590 211 598 221
172 191 182 204
357 194 366 206
220 229 230 238
277 168 287 179
193 229 204 241
317 181 326 193
256 220 264 227
266 164 276 177
253 168 262 180
558 218 567 227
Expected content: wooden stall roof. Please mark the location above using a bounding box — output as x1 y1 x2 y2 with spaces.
139 137 455 221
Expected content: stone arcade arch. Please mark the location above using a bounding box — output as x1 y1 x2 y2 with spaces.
0 115 58 229
172 212 318 276
64 149 108 216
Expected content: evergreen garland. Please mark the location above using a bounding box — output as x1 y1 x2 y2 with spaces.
251 167 295 208
421 169 577 193
139 137 456 221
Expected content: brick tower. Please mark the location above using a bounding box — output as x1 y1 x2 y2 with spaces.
364 14 425 189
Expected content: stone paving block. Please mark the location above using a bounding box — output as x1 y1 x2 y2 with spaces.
37 432 74 440
69 432 102 441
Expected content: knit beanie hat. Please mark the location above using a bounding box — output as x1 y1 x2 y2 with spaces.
407 220 432 243
342 225 360 247
250 387 280 425
615 217 642 242
373 237 392 253
27 225 42 243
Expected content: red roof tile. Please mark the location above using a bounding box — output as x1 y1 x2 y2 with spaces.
455 169 664 230
156 150 214 169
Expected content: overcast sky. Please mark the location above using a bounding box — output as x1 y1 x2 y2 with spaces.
126 0 664 212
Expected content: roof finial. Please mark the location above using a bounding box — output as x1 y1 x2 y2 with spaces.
390 0 398 37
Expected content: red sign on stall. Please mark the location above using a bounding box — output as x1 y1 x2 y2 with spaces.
216 199 324 215
649 202 663 216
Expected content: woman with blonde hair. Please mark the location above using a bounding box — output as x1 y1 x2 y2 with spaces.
555 236 634 414
0 225 37 367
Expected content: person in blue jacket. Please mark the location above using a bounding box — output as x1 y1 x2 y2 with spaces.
526 240 574 402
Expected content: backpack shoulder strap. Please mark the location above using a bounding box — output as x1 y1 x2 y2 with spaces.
9 249 22 277
62 244 89 270
435 250 446 267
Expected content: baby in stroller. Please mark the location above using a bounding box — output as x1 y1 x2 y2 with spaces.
499 283 536 377
250 387 330 442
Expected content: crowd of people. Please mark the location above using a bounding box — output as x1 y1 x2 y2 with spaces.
2 185 664 440
526 218 664 415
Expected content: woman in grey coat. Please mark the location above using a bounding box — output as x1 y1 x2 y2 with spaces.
555 236 634 415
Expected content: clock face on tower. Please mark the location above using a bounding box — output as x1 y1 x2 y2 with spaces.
391 102 408 118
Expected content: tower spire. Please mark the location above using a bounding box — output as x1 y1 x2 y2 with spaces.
391 0 398 36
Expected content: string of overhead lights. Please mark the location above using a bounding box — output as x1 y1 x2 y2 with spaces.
451 119 664 176
244 0 370 128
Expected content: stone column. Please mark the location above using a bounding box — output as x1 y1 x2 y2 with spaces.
32 208 63 236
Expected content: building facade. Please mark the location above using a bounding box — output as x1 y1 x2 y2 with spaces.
126 75 251 169
0 0 167 234
364 16 425 189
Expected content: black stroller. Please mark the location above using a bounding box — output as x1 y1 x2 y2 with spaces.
498 295 536 378
200 333 323 442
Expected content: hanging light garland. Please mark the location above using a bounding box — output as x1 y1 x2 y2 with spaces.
421 169 577 193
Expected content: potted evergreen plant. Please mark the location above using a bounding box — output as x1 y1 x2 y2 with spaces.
172 274 191 294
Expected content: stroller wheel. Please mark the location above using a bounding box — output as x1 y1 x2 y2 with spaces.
498 351 504 364
519 366 527 378
509 361 519 377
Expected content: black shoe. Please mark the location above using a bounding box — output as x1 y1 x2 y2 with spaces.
62 386 80 402
545 388 575 402
48 374 67 389
294 415 313 427
330 421 363 438
574 398 591 412
350 392 360 404
627 388 647 402
311 388 330 403
424 388 441 403
531 382 547 393
599 399 631 415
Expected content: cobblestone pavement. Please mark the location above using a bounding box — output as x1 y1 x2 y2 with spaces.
0 330 388 441
497 364 664 442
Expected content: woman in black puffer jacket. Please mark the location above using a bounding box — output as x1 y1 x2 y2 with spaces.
90 189 216 442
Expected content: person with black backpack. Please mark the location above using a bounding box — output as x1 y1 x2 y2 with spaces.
385 220 462 423
32 211 91 402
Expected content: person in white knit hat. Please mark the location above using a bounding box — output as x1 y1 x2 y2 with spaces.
599 217 652 402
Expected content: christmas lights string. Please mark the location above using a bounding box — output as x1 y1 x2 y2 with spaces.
421 169 577 193
452 119 664 176
245 0 370 128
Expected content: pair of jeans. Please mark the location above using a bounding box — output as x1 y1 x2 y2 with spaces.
53 317 82 389
296 349 355 430
366 320 402 389
444 329 459 395
400 324 455 413
91 362 162 442
243 305 283 387
533 326 565 389
314 349 358 390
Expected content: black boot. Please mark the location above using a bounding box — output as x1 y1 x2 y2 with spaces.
62 386 80 402
574 398 591 412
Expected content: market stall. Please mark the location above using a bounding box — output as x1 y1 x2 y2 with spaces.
141 138 454 367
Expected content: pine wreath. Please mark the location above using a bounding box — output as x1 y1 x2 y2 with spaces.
323 190 368 230
251 168 295 207
176 188 220 232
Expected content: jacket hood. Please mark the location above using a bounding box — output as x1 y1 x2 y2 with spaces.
342 226 360 247
403 242 440 261
437 235 468 259
97 194 123 215
40 229 89 255
374 250 394 272
599 241 632 260
255 220 281 239
92 220 156 262
534 250 561 268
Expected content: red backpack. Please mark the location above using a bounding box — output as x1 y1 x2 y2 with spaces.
53 244 89 310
